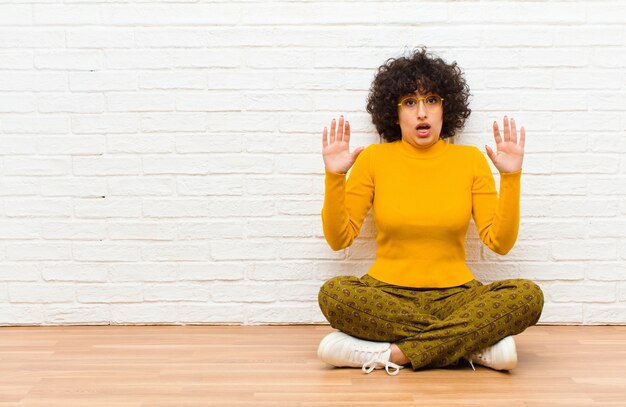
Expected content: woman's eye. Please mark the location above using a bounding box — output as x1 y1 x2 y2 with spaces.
426 96 437 104
404 98 417 106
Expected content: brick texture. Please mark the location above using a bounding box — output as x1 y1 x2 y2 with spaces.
1 1 625 325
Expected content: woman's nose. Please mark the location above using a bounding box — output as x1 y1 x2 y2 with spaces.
416 101 428 118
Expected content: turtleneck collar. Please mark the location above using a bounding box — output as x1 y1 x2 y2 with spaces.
397 137 450 159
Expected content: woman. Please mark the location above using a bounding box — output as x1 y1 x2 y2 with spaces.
317 47 544 375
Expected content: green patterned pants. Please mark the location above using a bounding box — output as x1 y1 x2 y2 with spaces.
318 274 544 370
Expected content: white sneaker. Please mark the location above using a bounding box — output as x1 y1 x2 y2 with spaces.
317 331 404 375
464 335 518 371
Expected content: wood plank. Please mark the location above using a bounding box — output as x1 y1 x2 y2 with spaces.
0 325 625 406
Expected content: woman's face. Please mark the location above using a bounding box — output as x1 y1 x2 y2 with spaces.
397 91 444 148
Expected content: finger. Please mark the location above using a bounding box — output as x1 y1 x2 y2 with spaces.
485 145 497 164
337 115 344 142
493 121 503 144
329 118 336 143
351 146 365 160
510 117 517 144
503 115 510 142
322 126 328 148
344 120 351 145
520 126 525 150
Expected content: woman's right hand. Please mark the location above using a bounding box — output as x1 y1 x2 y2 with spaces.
322 115 365 174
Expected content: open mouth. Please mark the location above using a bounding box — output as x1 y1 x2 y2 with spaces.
416 124 431 136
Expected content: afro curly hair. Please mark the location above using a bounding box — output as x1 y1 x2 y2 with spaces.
366 47 471 143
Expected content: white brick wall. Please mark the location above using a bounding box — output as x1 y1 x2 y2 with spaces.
1 0 625 326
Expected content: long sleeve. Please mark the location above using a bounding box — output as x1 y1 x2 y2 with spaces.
321 145 375 251
471 147 521 255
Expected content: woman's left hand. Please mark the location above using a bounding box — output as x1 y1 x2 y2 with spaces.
485 115 524 173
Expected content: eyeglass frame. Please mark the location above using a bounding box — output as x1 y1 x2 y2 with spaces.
397 94 444 111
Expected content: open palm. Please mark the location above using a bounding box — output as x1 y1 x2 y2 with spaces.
485 116 525 173
322 116 364 174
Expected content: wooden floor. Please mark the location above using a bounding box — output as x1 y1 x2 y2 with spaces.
0 325 625 406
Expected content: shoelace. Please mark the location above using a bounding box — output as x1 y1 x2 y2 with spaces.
465 351 485 372
361 357 403 376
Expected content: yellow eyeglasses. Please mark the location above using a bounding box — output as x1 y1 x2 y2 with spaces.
397 94 444 112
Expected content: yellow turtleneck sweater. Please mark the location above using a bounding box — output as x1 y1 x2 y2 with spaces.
322 138 522 288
